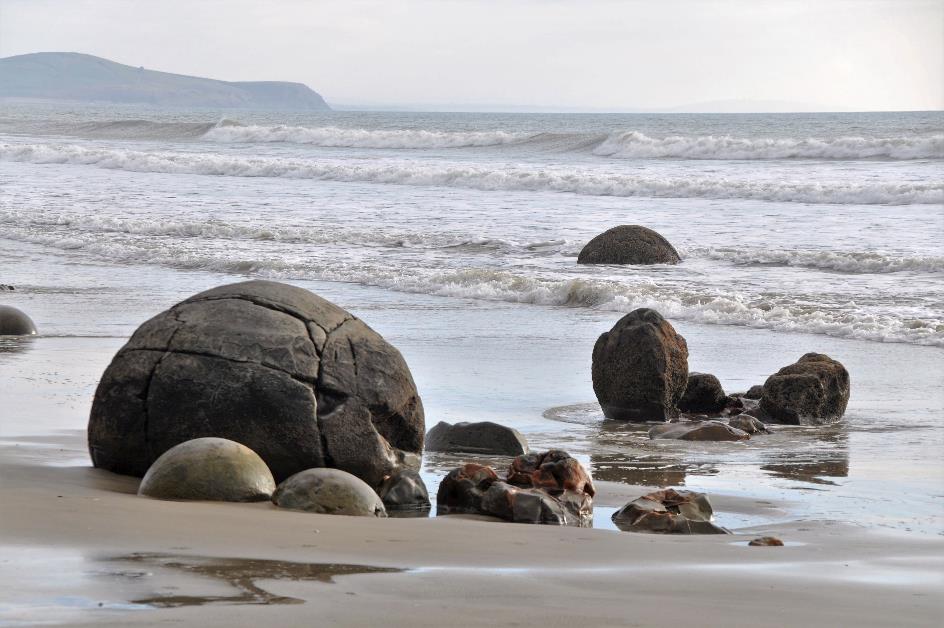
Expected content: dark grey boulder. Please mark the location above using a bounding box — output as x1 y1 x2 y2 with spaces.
424 421 528 456
577 225 681 265
88 280 425 486
272 468 387 517
138 437 275 502
378 468 430 513
0 305 37 335
612 488 728 534
678 373 728 414
728 414 768 434
760 353 850 425
592 308 689 421
649 421 749 441
744 385 765 400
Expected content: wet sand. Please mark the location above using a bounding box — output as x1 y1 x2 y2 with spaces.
2 432 943 627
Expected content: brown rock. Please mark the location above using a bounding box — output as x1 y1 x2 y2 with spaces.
678 373 728 414
760 353 850 424
749 536 784 546
612 488 729 534
577 225 681 265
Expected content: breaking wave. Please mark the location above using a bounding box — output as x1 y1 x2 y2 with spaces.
687 247 944 274
202 123 530 148
593 131 944 160
3 142 941 205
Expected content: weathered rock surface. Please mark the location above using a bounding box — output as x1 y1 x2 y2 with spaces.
649 421 750 441
0 305 37 335
760 353 850 425
378 468 430 513
749 536 784 546
612 488 728 534
728 414 768 434
88 280 425 485
744 385 765 400
137 437 275 502
425 421 528 456
678 373 728 414
437 450 594 526
272 468 387 517
592 309 689 421
577 225 681 265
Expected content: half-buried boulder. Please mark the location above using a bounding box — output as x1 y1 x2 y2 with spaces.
577 225 681 265
592 308 689 421
378 468 430 513
648 421 749 441
728 414 768 434
88 280 425 486
0 305 37 335
612 488 728 534
678 372 728 414
425 421 528 456
138 437 275 502
272 468 387 517
760 353 850 425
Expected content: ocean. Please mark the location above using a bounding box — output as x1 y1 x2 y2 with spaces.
1 103 942 533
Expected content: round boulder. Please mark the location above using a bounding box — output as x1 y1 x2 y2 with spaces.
0 305 37 336
577 225 681 265
678 373 728 414
273 468 387 517
424 420 529 456
760 353 850 425
138 437 275 502
592 308 689 421
88 280 425 486
378 468 430 513
743 384 765 400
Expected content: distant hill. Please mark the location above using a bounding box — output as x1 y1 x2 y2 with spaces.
0 52 331 111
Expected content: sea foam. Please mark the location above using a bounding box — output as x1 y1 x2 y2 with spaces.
202 124 528 148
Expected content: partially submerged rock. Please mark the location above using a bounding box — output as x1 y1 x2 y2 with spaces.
649 421 750 441
138 437 275 502
0 284 14 291
437 450 594 526
88 280 425 485
425 421 528 456
378 468 430 513
0 305 37 336
749 536 784 546
728 414 768 434
744 385 765 400
577 225 681 265
612 488 728 534
678 373 728 414
760 353 850 424
592 308 689 421
272 468 387 517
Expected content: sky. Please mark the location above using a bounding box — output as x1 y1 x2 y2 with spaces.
0 0 941 112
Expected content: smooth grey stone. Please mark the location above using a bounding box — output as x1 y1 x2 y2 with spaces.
649 421 750 441
0 305 37 335
272 468 387 517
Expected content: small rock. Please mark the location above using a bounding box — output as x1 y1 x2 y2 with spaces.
0 284 14 291
649 421 750 441
436 463 499 515
744 385 765 400
678 373 728 414
760 353 850 424
728 415 768 434
577 225 681 265
378 468 430 513
425 421 528 456
612 488 729 534
138 437 275 502
592 308 689 421
749 536 784 546
0 305 37 336
272 468 387 517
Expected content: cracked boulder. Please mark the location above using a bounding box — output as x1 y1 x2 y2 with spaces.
88 280 425 485
612 489 728 534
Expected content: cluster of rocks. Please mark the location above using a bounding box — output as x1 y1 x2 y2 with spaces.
437 450 595 526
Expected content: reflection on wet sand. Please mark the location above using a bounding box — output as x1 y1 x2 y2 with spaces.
0 336 35 355
113 553 402 607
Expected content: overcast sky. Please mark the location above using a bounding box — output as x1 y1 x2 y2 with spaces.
0 0 941 111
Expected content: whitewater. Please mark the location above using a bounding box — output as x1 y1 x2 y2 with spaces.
1 104 942 346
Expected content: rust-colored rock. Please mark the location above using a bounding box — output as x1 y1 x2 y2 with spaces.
436 463 499 515
506 449 595 497
749 536 784 546
612 488 729 534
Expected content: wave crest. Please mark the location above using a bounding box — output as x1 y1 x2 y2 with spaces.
202 123 529 148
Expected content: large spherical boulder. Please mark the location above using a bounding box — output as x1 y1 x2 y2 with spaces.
0 305 37 335
760 353 850 425
424 420 529 456
678 373 728 414
591 309 689 421
272 468 387 517
577 225 681 265
138 437 275 502
88 280 424 486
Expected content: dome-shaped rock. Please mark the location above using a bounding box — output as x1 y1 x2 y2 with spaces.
577 225 681 265
138 437 275 501
592 308 689 421
378 468 430 513
88 280 424 485
425 420 528 456
678 373 728 414
272 468 387 517
760 353 850 425
0 305 37 335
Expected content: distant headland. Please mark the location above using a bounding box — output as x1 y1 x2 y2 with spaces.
0 52 331 111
